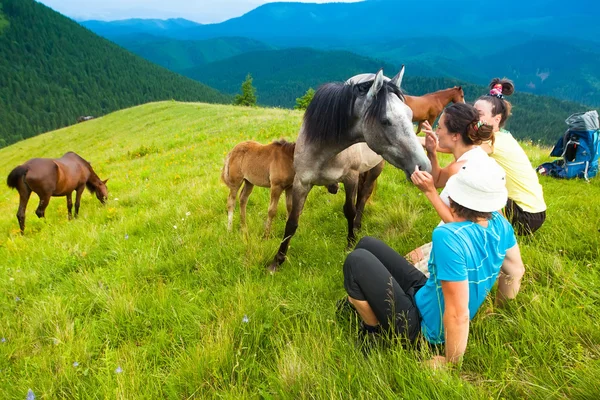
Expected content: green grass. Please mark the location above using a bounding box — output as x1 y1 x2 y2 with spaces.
0 101 599 399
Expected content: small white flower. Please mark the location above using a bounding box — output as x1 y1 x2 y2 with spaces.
1 338 6 343
27 389 35 400
73 361 79 367
115 366 123 374
9 277 14 281
173 225 177 229
186 212 191 216
242 315 249 323
114 198 119 201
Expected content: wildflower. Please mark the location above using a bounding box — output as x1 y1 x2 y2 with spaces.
15 297 20 302
125 234 129 240
115 366 123 374
173 225 177 230
186 212 191 216
27 389 35 400
73 361 79 367
242 315 249 323
1 338 6 343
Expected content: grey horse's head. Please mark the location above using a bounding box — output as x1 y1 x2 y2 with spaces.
347 68 431 177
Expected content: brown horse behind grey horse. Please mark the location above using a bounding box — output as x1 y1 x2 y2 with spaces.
405 86 465 133
6 151 108 233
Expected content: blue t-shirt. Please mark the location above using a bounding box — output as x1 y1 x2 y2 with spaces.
414 212 517 344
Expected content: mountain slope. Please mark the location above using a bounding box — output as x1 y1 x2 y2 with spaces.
0 0 229 148
112 35 274 71
180 47 587 144
0 101 598 398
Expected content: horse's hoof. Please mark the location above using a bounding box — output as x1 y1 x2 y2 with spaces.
267 263 279 274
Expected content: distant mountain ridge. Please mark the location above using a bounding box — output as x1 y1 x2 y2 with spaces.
112 35 274 71
80 18 201 38
0 0 228 148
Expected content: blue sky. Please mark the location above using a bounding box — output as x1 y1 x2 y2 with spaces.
38 0 363 23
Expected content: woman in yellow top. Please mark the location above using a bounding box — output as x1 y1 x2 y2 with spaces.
474 78 547 235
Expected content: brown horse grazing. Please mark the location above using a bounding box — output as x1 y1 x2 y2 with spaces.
405 86 465 132
6 152 108 233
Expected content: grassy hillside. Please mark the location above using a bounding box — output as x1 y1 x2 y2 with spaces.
112 34 274 71
0 0 229 148
0 101 599 398
180 48 588 144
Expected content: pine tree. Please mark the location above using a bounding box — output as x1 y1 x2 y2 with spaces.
233 73 257 107
294 87 315 110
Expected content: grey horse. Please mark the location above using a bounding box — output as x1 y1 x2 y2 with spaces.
268 67 431 272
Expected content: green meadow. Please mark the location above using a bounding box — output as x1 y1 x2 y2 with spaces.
0 101 599 399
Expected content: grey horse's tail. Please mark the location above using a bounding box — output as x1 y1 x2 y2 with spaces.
7 165 28 189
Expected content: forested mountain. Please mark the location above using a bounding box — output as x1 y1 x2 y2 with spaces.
80 18 201 39
0 0 229 148
347 37 600 106
181 48 587 144
112 35 274 71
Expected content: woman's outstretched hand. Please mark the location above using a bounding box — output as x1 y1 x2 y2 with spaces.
411 166 436 195
422 121 438 155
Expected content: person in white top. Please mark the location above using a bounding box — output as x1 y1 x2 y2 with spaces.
408 103 501 270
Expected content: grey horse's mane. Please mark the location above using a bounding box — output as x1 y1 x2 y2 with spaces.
303 79 404 145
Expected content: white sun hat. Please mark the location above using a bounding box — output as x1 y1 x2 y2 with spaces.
445 157 508 212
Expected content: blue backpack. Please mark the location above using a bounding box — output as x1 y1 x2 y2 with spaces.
537 110 600 180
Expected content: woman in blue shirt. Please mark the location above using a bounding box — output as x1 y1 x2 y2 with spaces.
342 158 525 367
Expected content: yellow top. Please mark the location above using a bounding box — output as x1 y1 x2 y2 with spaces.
489 131 546 213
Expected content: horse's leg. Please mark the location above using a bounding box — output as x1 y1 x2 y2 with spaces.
226 184 241 231
284 187 293 218
66 192 73 220
354 161 385 230
74 185 85 217
16 186 31 233
265 185 284 238
416 121 423 133
342 172 359 248
238 180 254 231
35 193 52 219
268 179 312 273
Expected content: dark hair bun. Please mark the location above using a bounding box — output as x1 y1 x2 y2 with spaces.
489 78 514 96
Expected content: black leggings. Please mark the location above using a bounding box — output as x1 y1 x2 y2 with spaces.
506 198 546 235
343 236 428 341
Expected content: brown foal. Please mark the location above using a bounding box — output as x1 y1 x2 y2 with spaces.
221 139 297 236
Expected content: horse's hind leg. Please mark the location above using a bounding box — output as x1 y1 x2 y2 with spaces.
16 186 32 233
355 161 385 230
66 192 73 220
35 193 52 219
342 172 359 248
226 185 241 231
239 180 254 230
265 185 284 238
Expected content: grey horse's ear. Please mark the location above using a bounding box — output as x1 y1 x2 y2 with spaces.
367 69 385 99
390 65 405 88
